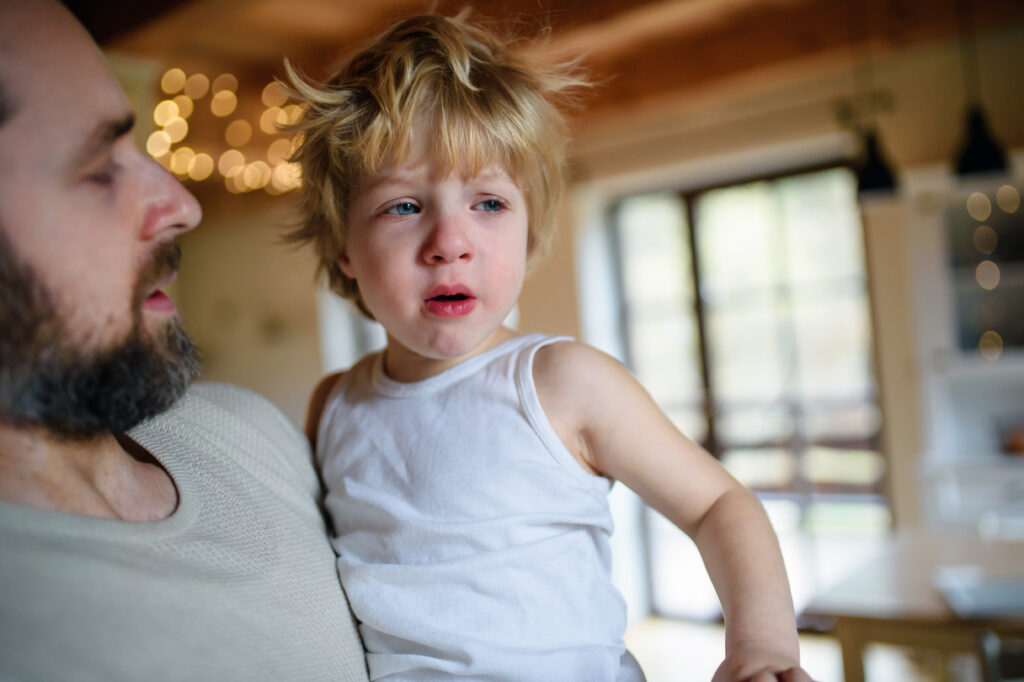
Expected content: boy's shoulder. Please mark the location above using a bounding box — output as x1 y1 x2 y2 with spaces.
532 340 638 416
533 339 628 385
304 370 348 447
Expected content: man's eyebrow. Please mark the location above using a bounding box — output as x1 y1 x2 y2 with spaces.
73 112 135 166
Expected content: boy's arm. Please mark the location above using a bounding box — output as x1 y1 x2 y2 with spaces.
534 342 812 682
303 371 345 450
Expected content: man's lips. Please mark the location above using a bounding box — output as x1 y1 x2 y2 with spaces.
424 285 476 318
143 272 178 313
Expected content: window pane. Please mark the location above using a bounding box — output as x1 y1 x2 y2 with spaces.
792 292 874 400
705 301 786 403
696 182 781 299
717 404 795 446
780 168 865 285
803 499 891 535
645 509 721 619
617 194 692 302
628 315 702 406
721 448 796 488
800 403 882 441
801 446 886 487
615 192 706 443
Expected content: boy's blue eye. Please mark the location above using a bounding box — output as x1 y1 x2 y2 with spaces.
386 202 419 216
474 199 504 212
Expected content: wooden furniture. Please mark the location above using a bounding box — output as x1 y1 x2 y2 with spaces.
803 530 1024 682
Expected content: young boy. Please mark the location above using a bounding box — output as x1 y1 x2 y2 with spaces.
288 14 813 682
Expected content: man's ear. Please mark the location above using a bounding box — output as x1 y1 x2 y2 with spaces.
337 249 355 279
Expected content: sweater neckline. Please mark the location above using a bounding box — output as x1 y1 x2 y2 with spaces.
0 420 197 540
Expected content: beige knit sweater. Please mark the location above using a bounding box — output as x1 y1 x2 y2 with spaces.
0 382 368 681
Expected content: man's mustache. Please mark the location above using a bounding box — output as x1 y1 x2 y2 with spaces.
133 242 182 309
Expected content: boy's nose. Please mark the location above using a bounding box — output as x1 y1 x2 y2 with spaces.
421 214 473 265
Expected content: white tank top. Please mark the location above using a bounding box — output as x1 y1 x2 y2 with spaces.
318 334 642 681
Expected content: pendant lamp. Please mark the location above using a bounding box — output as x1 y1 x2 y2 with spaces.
954 0 1007 178
857 129 897 196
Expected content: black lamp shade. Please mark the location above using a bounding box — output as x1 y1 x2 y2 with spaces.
956 106 1008 177
857 130 897 196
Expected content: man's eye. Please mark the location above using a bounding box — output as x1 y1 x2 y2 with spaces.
88 163 121 186
385 202 419 216
473 199 505 212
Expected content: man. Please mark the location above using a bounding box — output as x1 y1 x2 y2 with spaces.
0 2 368 678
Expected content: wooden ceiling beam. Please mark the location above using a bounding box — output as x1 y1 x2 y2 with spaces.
572 0 1024 123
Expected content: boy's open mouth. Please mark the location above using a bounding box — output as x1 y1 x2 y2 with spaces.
424 287 476 317
428 294 469 302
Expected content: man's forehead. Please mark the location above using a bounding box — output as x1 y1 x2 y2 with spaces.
0 0 131 137
0 1 126 105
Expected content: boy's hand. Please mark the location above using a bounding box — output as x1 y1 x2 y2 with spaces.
711 642 816 682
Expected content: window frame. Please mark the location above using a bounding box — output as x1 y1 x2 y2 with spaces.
608 161 887 498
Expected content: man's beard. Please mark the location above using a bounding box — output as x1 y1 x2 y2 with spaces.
0 232 200 440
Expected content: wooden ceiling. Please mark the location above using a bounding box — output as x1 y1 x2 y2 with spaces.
75 0 1024 128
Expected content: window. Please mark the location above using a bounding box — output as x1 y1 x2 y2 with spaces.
611 166 889 618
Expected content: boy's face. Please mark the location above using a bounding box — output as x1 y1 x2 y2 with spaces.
341 144 528 378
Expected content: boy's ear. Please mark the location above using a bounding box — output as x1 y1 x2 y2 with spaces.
337 249 356 279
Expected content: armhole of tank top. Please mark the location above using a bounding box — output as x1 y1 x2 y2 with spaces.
517 337 612 491
314 369 352 468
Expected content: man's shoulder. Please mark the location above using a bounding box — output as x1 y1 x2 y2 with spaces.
154 381 311 471
184 381 286 418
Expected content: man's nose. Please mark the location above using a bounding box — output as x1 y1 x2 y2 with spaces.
140 158 202 241
421 212 473 265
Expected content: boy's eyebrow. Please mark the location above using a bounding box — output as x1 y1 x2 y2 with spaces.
362 166 513 194
71 111 135 167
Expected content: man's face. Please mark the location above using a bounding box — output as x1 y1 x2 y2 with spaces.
0 1 203 438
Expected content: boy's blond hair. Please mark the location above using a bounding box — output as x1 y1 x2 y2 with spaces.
283 13 587 318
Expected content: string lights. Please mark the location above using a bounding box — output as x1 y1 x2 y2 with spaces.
148 66 302 195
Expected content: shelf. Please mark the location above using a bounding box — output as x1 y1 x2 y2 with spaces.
931 350 1024 381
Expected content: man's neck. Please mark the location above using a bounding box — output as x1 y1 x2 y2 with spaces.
0 424 177 521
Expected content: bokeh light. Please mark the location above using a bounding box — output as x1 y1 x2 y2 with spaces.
262 82 288 108
225 119 253 147
972 225 997 255
146 130 172 158
979 330 1003 361
173 94 194 119
244 161 272 189
211 90 238 117
218 149 246 177
996 185 1020 214
170 147 196 175
966 191 992 222
160 68 186 94
184 73 210 99
164 116 189 143
283 104 303 124
212 73 238 93
975 260 1000 290
153 100 179 127
225 165 247 193
272 162 302 192
188 153 215 181
259 106 287 134
267 138 292 165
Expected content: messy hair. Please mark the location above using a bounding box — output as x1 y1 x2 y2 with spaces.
283 12 587 317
